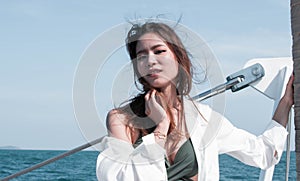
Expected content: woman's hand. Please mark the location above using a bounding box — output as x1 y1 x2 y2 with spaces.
282 74 294 107
145 89 170 146
145 89 169 125
273 74 294 127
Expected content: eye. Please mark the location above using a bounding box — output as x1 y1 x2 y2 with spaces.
136 54 147 61
154 49 166 54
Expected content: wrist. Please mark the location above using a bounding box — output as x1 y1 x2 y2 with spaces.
273 98 292 127
281 95 293 108
156 118 170 134
153 129 167 147
153 118 169 146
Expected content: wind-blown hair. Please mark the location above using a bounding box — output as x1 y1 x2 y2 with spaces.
108 22 193 149
126 22 192 95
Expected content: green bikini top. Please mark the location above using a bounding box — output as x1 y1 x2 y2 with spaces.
134 137 198 181
166 138 198 181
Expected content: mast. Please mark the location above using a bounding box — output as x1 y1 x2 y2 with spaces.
291 0 300 179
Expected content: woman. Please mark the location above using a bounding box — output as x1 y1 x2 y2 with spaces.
96 21 294 181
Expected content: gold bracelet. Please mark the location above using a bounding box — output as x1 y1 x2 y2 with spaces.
153 131 166 139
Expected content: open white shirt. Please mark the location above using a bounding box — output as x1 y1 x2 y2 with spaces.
96 99 288 181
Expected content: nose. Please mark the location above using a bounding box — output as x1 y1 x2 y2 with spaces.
147 54 157 67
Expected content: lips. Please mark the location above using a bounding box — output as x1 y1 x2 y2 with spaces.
147 69 161 77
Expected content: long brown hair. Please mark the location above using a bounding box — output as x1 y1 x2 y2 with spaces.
117 22 193 146
126 22 192 95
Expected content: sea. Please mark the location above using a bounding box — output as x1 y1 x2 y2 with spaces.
0 150 296 181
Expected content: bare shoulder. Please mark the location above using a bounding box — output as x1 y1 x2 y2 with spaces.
106 108 136 143
106 109 129 131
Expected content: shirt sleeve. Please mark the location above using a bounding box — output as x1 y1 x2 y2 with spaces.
216 112 288 169
96 134 167 181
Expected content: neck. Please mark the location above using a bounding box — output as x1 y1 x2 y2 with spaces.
159 85 180 107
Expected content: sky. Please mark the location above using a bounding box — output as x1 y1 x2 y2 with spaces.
0 0 293 151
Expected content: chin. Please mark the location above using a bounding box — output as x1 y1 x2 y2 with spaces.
150 83 172 90
146 78 174 89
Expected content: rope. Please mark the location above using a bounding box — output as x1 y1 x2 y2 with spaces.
285 108 293 181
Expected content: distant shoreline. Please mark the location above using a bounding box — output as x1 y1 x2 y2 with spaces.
0 146 99 152
0 146 21 150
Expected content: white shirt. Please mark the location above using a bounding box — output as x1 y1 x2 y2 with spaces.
96 99 288 181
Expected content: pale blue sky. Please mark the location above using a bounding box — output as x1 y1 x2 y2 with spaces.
0 1 293 150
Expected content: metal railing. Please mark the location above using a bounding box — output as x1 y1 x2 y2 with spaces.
1 63 266 180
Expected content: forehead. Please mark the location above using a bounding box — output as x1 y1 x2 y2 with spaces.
136 33 167 50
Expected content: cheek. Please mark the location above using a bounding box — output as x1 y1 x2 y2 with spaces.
163 61 179 80
169 60 179 73
136 61 146 76
168 53 179 71
173 63 179 77
171 62 180 80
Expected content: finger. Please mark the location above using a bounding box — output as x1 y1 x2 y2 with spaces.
145 91 151 101
145 91 152 115
289 74 294 85
145 108 151 116
150 89 156 100
286 75 294 90
284 75 294 99
149 90 164 109
148 90 155 104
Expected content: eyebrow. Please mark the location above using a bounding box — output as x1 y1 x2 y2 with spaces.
136 44 165 55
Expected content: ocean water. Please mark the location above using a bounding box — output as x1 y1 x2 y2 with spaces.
0 150 296 181
219 152 296 181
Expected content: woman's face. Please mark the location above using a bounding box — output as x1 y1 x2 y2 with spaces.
135 33 179 90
